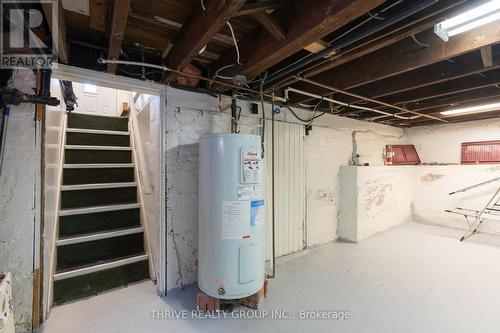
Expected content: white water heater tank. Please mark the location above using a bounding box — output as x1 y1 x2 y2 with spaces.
198 133 265 299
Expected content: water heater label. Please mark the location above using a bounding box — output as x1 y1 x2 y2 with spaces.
222 201 250 239
241 149 261 184
250 200 265 226
238 185 262 201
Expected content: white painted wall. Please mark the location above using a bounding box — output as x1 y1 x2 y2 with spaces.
335 164 500 241
406 118 500 164
0 103 37 332
413 165 500 235
305 119 405 246
164 87 406 292
406 119 500 234
135 96 163 290
48 79 131 116
338 166 414 242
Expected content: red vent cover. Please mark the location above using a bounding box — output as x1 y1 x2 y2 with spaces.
461 140 500 164
387 145 421 165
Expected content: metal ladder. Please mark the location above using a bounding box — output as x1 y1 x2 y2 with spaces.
445 177 500 241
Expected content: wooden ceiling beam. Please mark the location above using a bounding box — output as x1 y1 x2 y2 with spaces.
41 0 68 63
480 45 494 67
381 86 500 114
273 0 467 90
252 12 286 40
89 0 108 32
331 70 500 120
292 19 500 99
107 0 131 73
164 0 246 81
351 74 500 118
211 0 386 86
316 51 500 106
383 69 500 106
350 52 499 100
234 0 286 17
416 110 500 126
392 97 500 126
128 11 235 46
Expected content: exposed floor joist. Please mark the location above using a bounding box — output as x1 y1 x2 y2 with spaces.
291 22 500 103
234 0 285 17
164 0 246 81
252 12 286 40
211 0 386 87
383 69 500 106
41 0 69 63
89 0 107 32
481 45 494 68
107 0 131 73
336 64 500 109
346 51 499 101
276 0 467 89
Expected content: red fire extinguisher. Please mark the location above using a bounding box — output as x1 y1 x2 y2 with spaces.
385 146 394 165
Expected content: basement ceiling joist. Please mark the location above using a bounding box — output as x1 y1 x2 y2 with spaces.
107 0 131 73
325 52 500 108
211 0 387 84
271 0 469 89
164 0 246 81
347 51 499 101
291 21 500 100
56 0 500 126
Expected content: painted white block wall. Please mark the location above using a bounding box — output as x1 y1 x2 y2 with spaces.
305 121 405 246
406 118 500 164
164 87 405 292
406 118 500 234
338 166 413 242
413 165 500 235
0 104 36 332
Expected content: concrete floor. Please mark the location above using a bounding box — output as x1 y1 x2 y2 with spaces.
43 222 500 333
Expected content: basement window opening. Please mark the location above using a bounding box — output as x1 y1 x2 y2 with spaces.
461 140 500 164
386 144 421 165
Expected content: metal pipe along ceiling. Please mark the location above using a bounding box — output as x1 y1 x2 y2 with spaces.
295 77 447 122
284 87 418 120
261 0 440 87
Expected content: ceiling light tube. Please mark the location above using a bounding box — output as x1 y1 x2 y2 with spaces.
435 0 500 41
440 102 500 116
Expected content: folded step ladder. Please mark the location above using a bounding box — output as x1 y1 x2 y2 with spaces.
445 177 500 241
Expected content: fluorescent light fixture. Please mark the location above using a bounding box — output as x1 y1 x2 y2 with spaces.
435 0 500 41
440 102 500 116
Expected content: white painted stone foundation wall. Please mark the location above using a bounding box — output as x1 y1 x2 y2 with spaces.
407 118 500 234
0 103 37 332
339 166 414 242
413 165 500 235
406 117 500 164
338 164 500 242
165 87 406 292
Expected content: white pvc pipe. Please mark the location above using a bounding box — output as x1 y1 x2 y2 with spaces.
285 87 420 120
98 58 171 71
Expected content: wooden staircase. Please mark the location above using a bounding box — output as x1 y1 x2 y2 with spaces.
53 112 149 305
